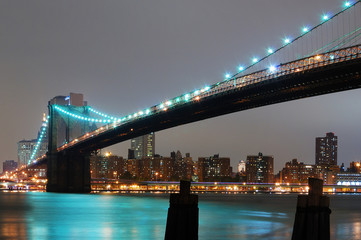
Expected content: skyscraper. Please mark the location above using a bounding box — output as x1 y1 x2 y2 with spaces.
246 152 274 183
315 132 338 166
130 133 155 159
17 139 37 167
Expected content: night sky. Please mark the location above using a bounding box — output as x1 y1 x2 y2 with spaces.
1 0 360 172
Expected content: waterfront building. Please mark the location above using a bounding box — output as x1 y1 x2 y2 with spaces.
279 159 326 184
315 132 338 166
337 173 361 185
2 160 18 173
170 150 194 180
130 133 155 159
139 157 173 181
90 153 124 179
246 152 274 183
125 159 140 178
197 154 232 182
106 155 124 179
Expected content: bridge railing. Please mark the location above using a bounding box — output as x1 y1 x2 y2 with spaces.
201 45 361 100
54 45 361 154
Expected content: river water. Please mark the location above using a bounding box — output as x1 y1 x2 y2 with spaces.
0 191 360 239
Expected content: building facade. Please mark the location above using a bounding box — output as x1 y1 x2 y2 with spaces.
197 154 232 182
246 152 274 183
90 154 124 179
130 133 155 159
315 132 338 166
279 159 324 184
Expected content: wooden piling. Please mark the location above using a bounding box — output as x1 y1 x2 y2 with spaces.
292 178 331 240
165 180 198 240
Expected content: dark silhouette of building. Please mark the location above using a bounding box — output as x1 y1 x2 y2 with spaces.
315 132 338 166
246 152 274 183
197 154 232 182
128 149 135 159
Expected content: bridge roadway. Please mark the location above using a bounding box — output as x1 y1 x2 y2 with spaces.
54 45 361 155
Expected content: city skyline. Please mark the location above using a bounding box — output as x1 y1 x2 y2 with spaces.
1 0 361 172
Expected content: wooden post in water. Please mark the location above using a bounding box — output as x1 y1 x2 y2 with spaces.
165 180 198 240
292 178 331 240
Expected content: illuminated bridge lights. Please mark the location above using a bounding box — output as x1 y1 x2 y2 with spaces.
55 106 113 123
219 1 361 92
89 107 120 121
283 38 291 45
269 65 277 72
302 26 309 33
29 117 49 164
29 1 361 165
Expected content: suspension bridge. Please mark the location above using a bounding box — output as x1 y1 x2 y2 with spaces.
17 1 361 192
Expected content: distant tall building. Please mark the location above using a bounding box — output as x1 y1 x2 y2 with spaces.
315 132 338 166
17 139 37 167
3 160 18 173
130 133 155 159
246 152 274 183
197 154 232 182
17 113 48 167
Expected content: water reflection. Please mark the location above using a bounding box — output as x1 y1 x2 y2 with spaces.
0 192 28 238
0 192 359 239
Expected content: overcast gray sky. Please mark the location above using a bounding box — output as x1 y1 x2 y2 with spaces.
1 0 360 172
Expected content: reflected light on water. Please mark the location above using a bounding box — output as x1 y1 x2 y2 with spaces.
0 192 359 239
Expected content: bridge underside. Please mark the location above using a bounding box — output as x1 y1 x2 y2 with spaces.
71 57 361 153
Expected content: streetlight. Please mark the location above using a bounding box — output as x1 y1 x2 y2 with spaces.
155 172 159 182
